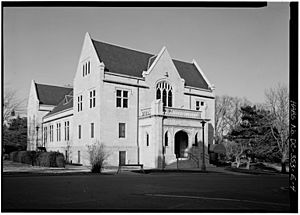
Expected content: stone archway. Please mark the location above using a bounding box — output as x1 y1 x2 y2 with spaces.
174 130 188 158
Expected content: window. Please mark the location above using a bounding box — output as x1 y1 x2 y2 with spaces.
56 123 61 142
50 125 54 142
194 133 198 146
196 101 200 110
156 81 173 107
116 90 128 108
78 125 81 139
43 127 47 145
83 61 91 77
78 151 81 163
146 133 149 146
90 90 96 108
119 123 126 138
91 123 94 138
196 101 205 110
65 121 69 141
165 132 168 147
78 95 83 111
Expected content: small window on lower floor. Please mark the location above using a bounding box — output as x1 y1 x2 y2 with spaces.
119 123 125 138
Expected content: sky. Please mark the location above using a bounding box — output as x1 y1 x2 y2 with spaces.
3 3 289 115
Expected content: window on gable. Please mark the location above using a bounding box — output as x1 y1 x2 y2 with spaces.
156 81 173 107
116 89 128 108
83 61 91 77
119 123 125 138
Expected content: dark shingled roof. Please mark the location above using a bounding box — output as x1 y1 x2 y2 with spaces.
45 90 73 117
35 83 73 105
91 39 210 90
173 60 209 90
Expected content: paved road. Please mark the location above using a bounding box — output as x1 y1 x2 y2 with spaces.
2 171 290 212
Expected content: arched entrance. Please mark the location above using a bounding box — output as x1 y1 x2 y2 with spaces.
174 130 188 158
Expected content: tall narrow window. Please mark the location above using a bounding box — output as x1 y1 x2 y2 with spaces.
165 132 168 147
78 95 83 111
82 64 84 77
116 90 122 107
168 91 172 107
65 121 69 141
90 90 96 108
119 123 125 138
66 121 69 141
78 151 81 163
156 81 173 107
43 127 47 145
78 125 81 139
162 89 167 107
146 133 149 146
116 89 129 108
194 133 198 146
88 61 90 74
91 123 94 138
93 90 96 107
123 91 128 108
56 123 59 141
156 88 161 99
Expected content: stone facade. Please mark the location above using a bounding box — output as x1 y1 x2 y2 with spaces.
27 32 216 168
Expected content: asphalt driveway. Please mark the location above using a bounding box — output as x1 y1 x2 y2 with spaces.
2 170 290 212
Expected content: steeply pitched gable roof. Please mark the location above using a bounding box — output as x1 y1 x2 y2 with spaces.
91 38 210 90
45 90 73 117
92 39 153 78
173 60 209 90
35 83 73 106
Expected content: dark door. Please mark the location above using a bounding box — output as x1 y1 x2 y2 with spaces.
119 151 126 165
175 131 188 158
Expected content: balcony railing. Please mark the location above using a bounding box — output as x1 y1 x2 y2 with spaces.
164 107 202 119
140 106 202 119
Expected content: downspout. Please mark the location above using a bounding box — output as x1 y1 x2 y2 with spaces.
137 80 140 164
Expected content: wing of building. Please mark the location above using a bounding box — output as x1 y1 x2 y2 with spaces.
27 32 216 168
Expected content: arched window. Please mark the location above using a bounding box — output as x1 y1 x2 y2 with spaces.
156 88 161 99
156 81 173 107
165 131 168 147
194 133 198 146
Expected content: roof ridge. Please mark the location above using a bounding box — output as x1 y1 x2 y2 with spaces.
91 38 154 56
35 82 73 89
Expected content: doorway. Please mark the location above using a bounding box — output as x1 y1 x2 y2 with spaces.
174 130 188 158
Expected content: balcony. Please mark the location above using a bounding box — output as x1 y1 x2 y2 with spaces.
140 106 202 119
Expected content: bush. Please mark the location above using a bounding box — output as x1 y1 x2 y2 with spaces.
10 151 19 162
87 141 109 173
17 151 33 164
56 153 66 168
9 151 66 168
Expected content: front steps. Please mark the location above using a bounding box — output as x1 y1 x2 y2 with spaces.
165 157 215 169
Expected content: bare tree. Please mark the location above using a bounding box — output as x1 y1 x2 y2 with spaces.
265 83 289 173
215 95 251 145
87 141 110 173
3 88 26 125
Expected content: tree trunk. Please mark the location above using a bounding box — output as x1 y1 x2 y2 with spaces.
246 157 251 170
236 157 240 168
281 161 286 173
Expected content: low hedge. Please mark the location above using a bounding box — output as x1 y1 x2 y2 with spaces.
9 151 65 168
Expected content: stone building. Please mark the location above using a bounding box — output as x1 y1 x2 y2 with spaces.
27 32 216 168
